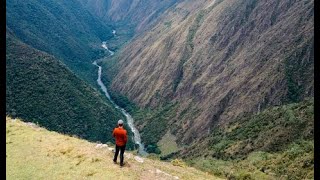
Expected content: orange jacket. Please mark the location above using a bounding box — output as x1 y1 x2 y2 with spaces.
112 126 128 146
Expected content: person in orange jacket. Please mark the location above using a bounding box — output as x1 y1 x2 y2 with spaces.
112 119 128 167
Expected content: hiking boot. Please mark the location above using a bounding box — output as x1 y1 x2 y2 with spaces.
113 160 117 164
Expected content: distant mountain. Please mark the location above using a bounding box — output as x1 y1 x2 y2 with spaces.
6 0 114 83
77 0 178 33
6 32 123 143
107 0 314 146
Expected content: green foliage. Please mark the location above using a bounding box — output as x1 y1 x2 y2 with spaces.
6 0 114 84
6 34 124 144
108 90 138 114
185 100 314 179
211 99 313 158
134 103 178 146
146 144 161 154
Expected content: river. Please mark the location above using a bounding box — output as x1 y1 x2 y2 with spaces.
93 38 147 156
101 42 114 56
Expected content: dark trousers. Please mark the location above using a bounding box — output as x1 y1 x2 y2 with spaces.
113 145 126 165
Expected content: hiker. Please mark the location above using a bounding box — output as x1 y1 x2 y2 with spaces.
112 119 128 167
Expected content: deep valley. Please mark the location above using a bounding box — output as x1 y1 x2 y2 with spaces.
6 0 314 179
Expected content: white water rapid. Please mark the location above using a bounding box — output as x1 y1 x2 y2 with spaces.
93 38 147 156
101 42 115 56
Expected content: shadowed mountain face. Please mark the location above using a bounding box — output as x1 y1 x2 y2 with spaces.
6 32 123 143
6 0 113 83
109 0 314 145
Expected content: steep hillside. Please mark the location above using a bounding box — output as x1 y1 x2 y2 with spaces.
106 0 314 146
183 99 314 159
6 0 113 82
78 0 178 33
166 99 314 179
6 32 125 144
6 117 222 180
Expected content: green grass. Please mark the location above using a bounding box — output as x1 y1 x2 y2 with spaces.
157 131 180 156
6 117 222 180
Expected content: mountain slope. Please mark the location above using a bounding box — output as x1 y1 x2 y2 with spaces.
6 0 113 82
6 117 222 180
78 0 178 33
107 0 314 145
162 99 313 179
6 32 123 144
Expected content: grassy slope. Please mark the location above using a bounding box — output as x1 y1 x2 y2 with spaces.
6 33 126 145
6 117 222 180
182 99 314 179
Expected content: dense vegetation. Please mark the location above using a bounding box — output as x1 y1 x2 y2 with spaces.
181 99 314 179
133 103 179 154
6 33 127 145
6 0 113 84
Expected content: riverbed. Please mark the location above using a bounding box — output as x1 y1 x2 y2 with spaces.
93 36 147 156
